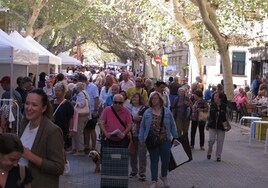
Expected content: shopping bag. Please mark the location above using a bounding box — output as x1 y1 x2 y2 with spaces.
169 135 192 171
178 134 193 161
72 108 79 132
170 143 189 165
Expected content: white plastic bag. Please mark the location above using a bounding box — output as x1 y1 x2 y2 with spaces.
170 142 189 166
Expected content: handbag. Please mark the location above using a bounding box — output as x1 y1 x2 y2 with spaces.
74 91 90 115
223 121 231 131
145 132 161 150
145 107 164 150
198 111 208 122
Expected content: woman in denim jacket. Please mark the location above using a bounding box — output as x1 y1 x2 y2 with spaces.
139 92 178 188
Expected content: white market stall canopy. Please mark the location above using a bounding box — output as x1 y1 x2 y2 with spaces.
0 29 37 93
25 36 61 66
0 29 38 65
57 52 81 66
106 61 127 67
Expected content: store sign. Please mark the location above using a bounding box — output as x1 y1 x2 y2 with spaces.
162 54 168 67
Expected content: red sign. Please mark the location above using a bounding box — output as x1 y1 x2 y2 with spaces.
154 56 161 64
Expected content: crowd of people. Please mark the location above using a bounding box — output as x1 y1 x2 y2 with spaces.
0 65 260 188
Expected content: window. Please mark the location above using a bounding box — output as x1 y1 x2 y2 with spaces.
232 52 245 75
219 52 246 75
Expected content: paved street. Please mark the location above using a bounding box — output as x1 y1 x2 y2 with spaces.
60 122 268 188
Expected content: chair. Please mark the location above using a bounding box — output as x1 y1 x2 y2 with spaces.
227 101 241 122
241 104 256 116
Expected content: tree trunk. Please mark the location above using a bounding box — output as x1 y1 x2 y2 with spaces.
196 0 233 100
172 0 203 82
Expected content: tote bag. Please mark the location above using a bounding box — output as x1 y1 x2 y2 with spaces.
74 92 90 115
198 111 208 122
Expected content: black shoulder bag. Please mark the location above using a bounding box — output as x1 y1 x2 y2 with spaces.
111 106 127 130
145 107 165 150
111 107 130 147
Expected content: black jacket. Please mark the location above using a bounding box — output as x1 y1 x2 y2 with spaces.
207 102 227 131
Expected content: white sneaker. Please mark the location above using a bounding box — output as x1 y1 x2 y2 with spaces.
150 181 157 188
160 176 170 188
64 160 70 175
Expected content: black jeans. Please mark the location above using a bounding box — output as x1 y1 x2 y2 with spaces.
190 120 205 147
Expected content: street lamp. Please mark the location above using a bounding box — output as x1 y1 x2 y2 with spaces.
161 44 166 80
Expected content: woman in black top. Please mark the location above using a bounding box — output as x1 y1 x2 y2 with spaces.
206 91 228 162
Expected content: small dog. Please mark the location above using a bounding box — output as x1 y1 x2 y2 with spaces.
88 150 101 173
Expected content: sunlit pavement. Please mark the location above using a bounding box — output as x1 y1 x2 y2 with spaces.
60 122 268 188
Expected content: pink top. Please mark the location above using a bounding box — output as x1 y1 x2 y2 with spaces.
234 94 248 109
100 106 132 141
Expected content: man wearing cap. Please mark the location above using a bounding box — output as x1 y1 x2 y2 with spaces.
0 76 23 113
22 76 35 95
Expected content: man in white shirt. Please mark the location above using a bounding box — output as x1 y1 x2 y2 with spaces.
120 72 135 92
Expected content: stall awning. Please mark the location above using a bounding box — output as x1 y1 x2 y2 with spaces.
249 46 268 61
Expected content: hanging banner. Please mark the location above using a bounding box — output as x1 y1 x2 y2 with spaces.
161 54 168 67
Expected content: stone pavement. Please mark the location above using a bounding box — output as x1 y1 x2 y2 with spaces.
59 122 268 188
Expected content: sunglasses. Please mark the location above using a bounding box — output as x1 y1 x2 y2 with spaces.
113 101 123 105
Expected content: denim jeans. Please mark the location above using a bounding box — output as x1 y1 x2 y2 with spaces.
148 140 171 181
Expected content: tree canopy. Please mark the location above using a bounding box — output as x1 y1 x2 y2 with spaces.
2 0 268 96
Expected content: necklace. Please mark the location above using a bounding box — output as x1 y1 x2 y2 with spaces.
0 170 5 176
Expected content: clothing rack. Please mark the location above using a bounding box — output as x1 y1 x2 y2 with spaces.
0 99 20 135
